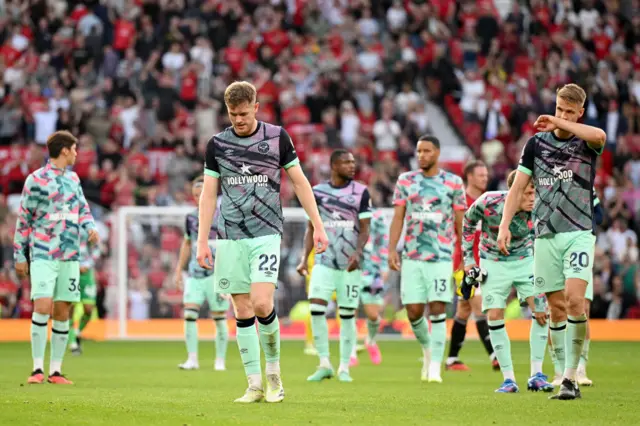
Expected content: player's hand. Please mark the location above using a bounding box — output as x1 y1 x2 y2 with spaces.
534 115 558 132
388 251 401 271
174 271 183 291
80 266 89 274
15 262 29 278
196 240 214 270
464 264 478 273
497 226 511 256
313 226 329 254
533 311 547 326
346 251 362 272
87 229 100 245
296 259 308 277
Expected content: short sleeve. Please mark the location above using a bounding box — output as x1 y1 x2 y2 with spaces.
204 137 220 178
452 177 466 211
358 188 373 219
586 140 605 156
392 177 407 206
517 136 536 176
279 128 299 169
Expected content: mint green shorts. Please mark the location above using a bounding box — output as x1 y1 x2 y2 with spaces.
214 234 281 294
534 231 596 295
30 260 80 302
480 257 536 312
184 276 230 312
309 264 361 309
400 259 454 305
79 269 97 305
360 275 384 306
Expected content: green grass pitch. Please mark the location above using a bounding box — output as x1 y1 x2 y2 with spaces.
1 341 639 425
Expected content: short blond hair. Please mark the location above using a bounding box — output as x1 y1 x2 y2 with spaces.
224 81 257 107
556 83 586 107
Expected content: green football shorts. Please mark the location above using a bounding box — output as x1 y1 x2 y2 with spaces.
308 264 361 309
214 234 281 294
79 269 97 305
533 231 596 295
360 274 384 306
30 260 80 302
479 257 536 312
400 259 454 305
184 275 230 312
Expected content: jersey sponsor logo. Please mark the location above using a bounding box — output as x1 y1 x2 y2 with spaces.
49 205 79 222
411 202 443 223
258 142 270 154
224 163 269 187
324 211 355 229
537 166 574 186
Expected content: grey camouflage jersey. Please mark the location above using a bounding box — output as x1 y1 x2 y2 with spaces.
204 122 299 240
313 180 373 270
518 131 602 238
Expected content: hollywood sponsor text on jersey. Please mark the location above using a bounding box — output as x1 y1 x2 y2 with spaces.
224 163 269 187
410 201 444 223
324 211 355 229
536 165 574 186
48 204 80 222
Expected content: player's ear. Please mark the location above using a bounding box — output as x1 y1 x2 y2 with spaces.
254 102 259 113
578 107 584 119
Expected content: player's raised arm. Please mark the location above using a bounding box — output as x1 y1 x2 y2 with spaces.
535 115 606 150
198 139 220 269
13 175 37 272
281 129 328 253
462 197 483 268
388 180 406 272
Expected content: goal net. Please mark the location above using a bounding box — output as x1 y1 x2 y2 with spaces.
107 206 396 340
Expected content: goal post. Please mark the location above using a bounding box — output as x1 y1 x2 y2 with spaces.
110 205 396 340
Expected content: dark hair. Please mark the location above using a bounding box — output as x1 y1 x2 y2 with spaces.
330 149 351 166
417 135 440 149
192 175 204 186
463 159 487 185
47 131 77 159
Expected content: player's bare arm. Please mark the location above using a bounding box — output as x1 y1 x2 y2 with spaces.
296 221 315 276
174 237 191 290
462 200 481 271
498 171 531 255
347 217 371 272
534 115 606 149
286 165 329 253
196 174 219 269
388 204 405 271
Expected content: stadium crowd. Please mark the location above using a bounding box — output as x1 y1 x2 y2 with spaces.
0 0 639 320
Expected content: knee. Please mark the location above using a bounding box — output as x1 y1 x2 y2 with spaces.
233 298 253 319
429 302 446 316
406 305 424 322
456 302 471 320
566 294 585 316
486 309 503 322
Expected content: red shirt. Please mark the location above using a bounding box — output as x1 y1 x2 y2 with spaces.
180 71 197 101
224 46 245 75
453 192 481 270
113 19 135 51
262 29 289 56
281 104 311 126
592 33 612 60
